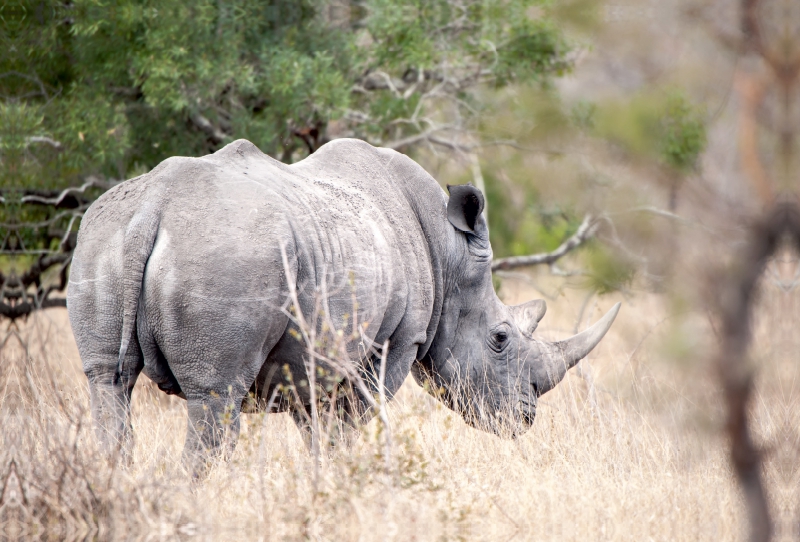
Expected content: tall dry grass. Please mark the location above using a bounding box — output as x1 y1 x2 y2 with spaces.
1 273 797 541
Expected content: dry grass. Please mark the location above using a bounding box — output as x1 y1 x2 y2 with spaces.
1 274 797 541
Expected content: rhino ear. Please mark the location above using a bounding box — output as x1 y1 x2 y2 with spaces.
447 184 485 233
512 299 547 337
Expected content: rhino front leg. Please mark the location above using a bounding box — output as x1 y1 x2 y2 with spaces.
290 406 313 450
290 403 360 451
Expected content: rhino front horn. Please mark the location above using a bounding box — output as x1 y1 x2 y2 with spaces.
533 302 621 396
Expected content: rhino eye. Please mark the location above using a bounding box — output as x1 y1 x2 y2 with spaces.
489 329 510 352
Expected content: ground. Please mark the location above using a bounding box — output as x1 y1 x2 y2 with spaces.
6 272 793 540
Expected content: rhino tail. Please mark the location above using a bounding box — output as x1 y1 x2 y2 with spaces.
115 203 161 386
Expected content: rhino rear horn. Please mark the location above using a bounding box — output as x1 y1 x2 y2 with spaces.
447 184 485 233
512 299 547 337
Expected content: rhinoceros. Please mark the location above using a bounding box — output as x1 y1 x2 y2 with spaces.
67 138 619 464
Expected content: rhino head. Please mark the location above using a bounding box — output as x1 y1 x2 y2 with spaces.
412 184 620 436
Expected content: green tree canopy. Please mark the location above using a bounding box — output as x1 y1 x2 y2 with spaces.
0 0 573 318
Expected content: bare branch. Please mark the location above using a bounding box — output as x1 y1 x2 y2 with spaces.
19 178 117 207
475 139 569 155
427 136 471 152
491 215 598 272
620 205 693 223
0 297 67 320
0 207 87 230
360 71 402 97
20 253 72 288
382 125 460 151
25 136 63 150
0 178 100 321
188 111 229 145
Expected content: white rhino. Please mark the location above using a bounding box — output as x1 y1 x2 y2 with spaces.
67 138 619 465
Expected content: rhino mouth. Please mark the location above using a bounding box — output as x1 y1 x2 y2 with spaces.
415 368 537 436
461 400 536 438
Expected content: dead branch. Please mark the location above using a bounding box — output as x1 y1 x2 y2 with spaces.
0 178 109 321
355 68 463 96
188 111 229 146
491 214 598 272
0 297 67 320
25 136 62 150
382 125 459 151
18 177 117 208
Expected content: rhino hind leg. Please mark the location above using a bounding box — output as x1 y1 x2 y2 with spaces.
164 328 278 475
290 407 314 450
183 385 248 476
82 345 144 462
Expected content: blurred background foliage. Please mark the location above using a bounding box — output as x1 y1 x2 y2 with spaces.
1 0 572 185
0 0 709 312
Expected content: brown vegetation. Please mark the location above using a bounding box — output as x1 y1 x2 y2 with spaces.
3 0 800 539
2 272 796 540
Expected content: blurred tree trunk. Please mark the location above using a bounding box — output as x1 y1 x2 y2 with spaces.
709 0 800 539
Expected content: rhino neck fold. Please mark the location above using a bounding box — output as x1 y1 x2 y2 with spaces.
382 154 450 362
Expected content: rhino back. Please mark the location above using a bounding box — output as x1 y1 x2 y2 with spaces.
241 139 438 353
283 139 439 345
70 138 442 396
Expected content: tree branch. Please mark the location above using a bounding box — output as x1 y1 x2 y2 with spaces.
25 136 63 150
18 177 117 208
356 69 445 95
382 125 460 151
20 253 73 288
0 297 67 320
491 214 597 272
188 111 229 145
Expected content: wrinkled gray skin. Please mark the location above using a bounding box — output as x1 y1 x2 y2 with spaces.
68 139 619 467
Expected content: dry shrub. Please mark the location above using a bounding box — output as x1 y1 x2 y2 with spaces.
1 273 796 540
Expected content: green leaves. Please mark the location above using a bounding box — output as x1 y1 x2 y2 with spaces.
3 0 575 187
583 243 635 295
0 0 582 315
659 92 707 173
363 0 571 85
496 18 572 85
592 90 707 173
483 166 582 258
